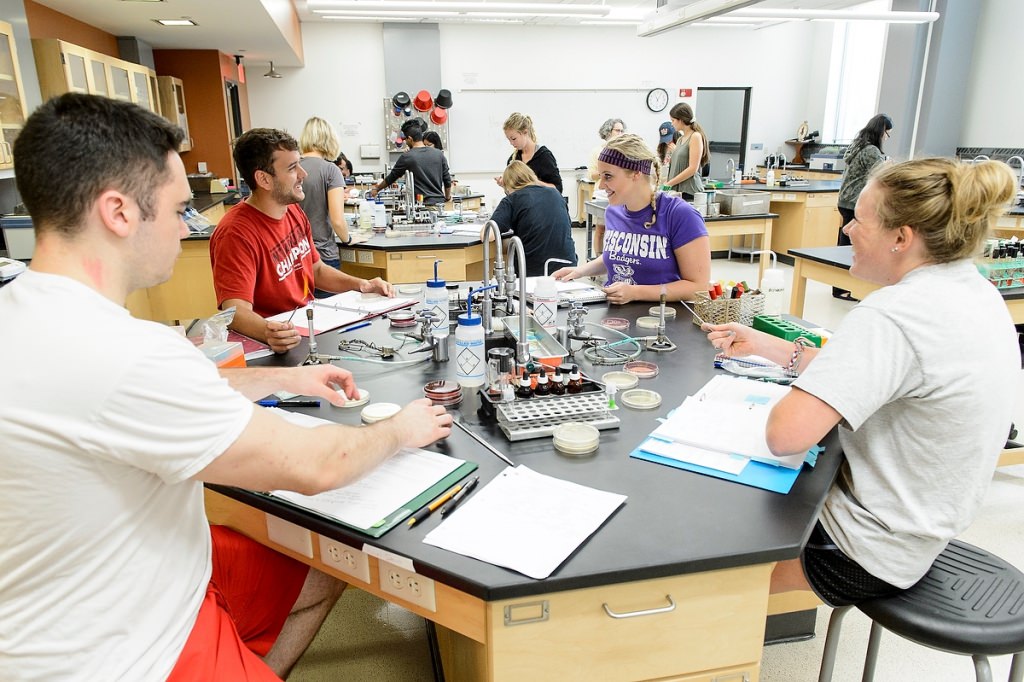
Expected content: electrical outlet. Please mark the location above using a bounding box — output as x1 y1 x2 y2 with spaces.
357 250 375 264
340 249 356 263
319 537 371 584
378 560 436 611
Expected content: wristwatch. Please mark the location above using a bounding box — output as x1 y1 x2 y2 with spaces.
342 235 353 245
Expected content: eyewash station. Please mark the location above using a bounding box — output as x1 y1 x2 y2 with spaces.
205 230 844 682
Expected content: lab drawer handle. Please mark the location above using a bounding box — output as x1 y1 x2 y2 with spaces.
601 595 675 619
416 254 439 259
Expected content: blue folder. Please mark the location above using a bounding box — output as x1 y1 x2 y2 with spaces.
630 438 821 494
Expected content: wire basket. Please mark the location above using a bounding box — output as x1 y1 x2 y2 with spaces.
693 291 765 326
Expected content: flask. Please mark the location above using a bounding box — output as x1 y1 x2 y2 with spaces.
359 199 374 230
455 312 485 387
760 267 786 317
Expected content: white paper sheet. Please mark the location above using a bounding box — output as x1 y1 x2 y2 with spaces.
423 466 626 580
266 410 463 529
267 291 415 335
638 437 750 475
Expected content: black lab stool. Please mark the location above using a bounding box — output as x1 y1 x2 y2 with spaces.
817 540 1024 682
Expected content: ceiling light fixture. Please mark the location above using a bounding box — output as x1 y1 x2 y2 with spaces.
309 1 610 17
154 18 197 26
263 62 282 78
637 1 938 37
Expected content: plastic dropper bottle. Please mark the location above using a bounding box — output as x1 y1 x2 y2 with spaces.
516 370 533 399
534 369 551 396
550 366 566 395
567 364 583 394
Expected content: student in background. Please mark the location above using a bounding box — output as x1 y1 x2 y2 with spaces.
297 116 351 274
586 118 626 255
485 161 577 277
656 121 678 186
552 134 710 304
370 118 451 205
212 128 392 354
665 103 710 201
422 130 444 151
496 112 563 195
0 92 452 682
834 113 894 300
333 152 354 178
705 158 1017 607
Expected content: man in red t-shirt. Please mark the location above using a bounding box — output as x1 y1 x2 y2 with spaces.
212 128 392 353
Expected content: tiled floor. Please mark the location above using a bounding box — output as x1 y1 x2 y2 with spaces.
287 231 1024 681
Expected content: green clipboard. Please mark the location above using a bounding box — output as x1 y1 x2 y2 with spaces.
266 460 478 538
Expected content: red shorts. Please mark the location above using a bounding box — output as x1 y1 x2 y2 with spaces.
167 525 310 682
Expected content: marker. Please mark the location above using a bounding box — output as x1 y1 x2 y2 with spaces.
257 399 321 407
407 482 463 528
339 321 371 333
440 476 479 517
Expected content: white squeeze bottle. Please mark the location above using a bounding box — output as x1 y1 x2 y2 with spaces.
373 200 386 228
358 199 373 230
455 287 486 387
760 267 786 316
532 258 570 332
425 259 448 338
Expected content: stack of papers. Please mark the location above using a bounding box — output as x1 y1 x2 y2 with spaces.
424 466 626 579
514 277 607 305
267 290 416 335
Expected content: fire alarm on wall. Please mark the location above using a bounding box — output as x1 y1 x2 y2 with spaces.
679 88 693 98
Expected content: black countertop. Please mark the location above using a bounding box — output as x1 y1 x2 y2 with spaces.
346 231 483 251
210 298 842 601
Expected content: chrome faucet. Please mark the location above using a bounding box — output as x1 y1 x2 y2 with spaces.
479 219 505 334
1006 156 1024 193
726 158 736 183
972 155 990 164
504 236 530 365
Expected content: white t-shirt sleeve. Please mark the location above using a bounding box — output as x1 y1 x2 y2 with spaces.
82 329 254 483
794 305 921 431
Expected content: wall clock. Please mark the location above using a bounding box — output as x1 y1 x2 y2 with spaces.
646 88 669 112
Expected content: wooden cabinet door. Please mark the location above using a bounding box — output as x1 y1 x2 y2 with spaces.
0 22 28 170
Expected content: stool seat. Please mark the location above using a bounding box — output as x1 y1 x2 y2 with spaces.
859 539 1024 657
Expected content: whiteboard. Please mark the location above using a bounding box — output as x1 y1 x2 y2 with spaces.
448 89 669 174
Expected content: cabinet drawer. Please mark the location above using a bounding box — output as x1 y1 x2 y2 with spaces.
487 564 771 682
389 250 468 281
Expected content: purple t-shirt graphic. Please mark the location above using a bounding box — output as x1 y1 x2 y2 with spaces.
601 193 708 286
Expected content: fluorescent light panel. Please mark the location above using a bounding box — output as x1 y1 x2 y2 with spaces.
154 18 197 26
310 1 609 17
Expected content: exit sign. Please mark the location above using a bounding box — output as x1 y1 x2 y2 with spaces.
679 88 692 97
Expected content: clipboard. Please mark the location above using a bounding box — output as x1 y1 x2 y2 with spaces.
629 440 820 495
266 460 478 537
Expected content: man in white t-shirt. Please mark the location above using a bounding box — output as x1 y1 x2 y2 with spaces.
0 94 453 681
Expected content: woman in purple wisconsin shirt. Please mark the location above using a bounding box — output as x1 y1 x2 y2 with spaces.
553 134 710 304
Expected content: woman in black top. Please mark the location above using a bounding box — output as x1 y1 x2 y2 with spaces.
496 112 563 194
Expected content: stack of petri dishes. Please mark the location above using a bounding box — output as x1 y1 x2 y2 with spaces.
340 387 370 408
620 389 662 410
388 309 417 328
600 317 630 332
552 422 600 456
361 402 401 423
423 379 463 407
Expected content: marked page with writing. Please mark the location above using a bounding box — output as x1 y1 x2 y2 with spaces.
638 437 749 475
266 291 415 335
423 465 626 580
267 410 463 529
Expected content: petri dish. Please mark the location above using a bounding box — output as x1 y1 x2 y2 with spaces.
600 317 630 332
339 387 370 408
601 371 639 390
648 305 677 319
552 422 600 456
623 360 659 379
620 389 662 410
636 316 660 330
397 284 422 296
361 402 401 423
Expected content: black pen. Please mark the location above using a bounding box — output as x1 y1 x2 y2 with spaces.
407 482 463 528
440 476 479 517
257 399 321 407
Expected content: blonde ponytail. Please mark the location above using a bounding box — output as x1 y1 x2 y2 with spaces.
503 112 537 142
872 158 1016 262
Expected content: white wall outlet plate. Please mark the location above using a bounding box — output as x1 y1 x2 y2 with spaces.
357 250 375 264
319 536 371 584
265 515 313 558
197 161 208 174
378 560 436 611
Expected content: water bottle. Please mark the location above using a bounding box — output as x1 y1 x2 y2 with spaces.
455 312 485 387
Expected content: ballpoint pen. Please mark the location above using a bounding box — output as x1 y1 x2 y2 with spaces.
339 321 371 333
257 399 321 407
407 482 463 528
440 476 479 517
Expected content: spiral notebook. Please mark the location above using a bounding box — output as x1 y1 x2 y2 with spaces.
513 277 607 306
